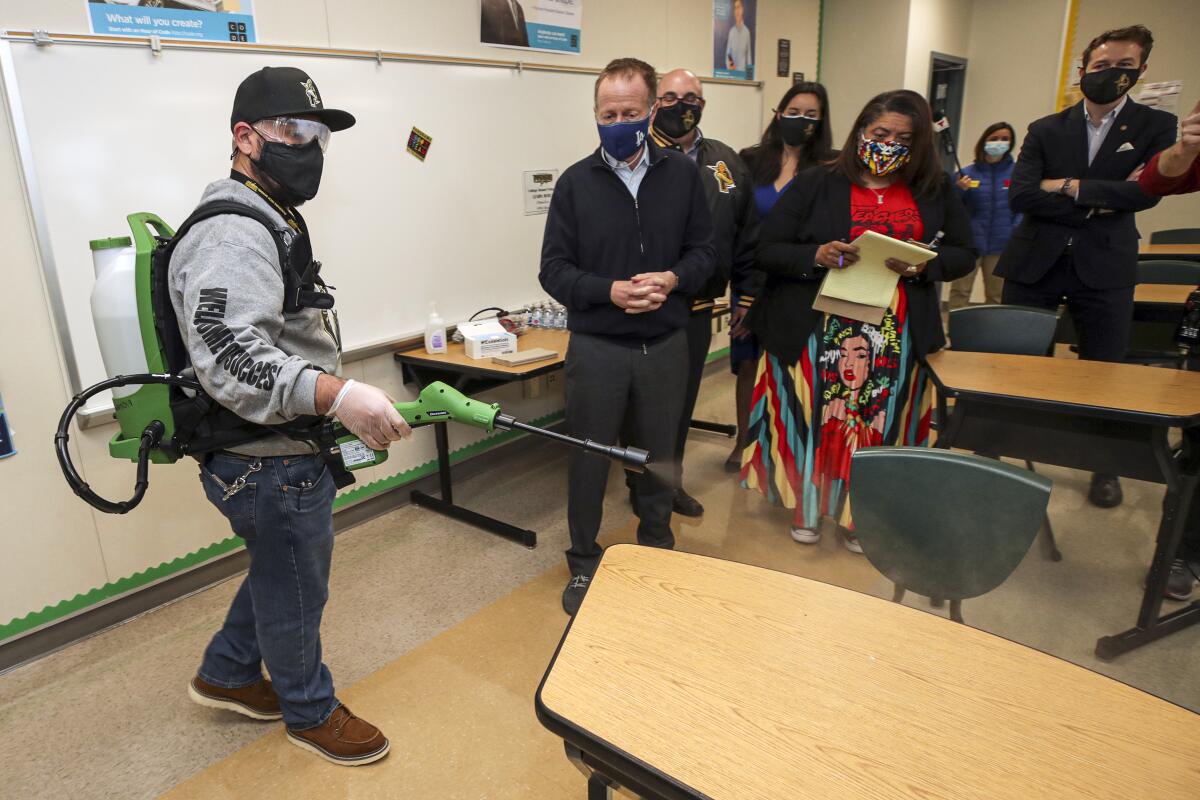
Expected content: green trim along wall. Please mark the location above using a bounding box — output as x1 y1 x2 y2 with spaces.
706 346 731 363
0 409 564 645
817 0 824 81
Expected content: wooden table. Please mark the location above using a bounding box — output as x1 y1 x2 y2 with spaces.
924 350 1200 659
1135 283 1192 306
395 328 569 388
536 545 1200 800
1140 243 1200 261
393 329 570 548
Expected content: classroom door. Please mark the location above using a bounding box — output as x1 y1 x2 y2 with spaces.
929 53 967 174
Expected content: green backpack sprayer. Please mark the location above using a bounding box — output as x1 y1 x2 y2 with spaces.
55 208 649 514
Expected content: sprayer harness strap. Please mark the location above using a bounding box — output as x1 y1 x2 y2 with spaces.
151 202 351 488
152 200 297 459
229 170 302 234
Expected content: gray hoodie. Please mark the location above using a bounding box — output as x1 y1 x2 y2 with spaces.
169 178 342 456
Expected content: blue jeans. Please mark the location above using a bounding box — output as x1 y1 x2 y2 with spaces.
196 451 338 731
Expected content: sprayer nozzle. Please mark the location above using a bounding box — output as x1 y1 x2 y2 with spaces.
614 445 650 473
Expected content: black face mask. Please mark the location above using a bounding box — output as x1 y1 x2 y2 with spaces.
654 101 703 139
1079 66 1141 105
253 138 324 206
778 116 818 147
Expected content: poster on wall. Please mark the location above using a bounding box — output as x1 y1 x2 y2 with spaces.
1137 80 1183 116
86 1 257 43
480 0 582 55
713 0 755 80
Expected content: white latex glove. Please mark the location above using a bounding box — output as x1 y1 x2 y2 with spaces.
330 380 412 450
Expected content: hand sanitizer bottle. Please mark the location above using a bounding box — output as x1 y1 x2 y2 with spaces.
425 302 447 354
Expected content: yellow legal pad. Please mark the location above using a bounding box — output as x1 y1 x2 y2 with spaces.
814 230 937 324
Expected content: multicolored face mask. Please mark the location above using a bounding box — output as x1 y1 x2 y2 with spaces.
857 134 910 176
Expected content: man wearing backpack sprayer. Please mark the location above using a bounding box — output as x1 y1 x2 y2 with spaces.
175 67 409 766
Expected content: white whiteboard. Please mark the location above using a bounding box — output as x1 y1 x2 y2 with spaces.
6 40 762 408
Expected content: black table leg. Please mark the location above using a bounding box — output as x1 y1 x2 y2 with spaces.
588 774 613 800
410 421 537 549
1095 431 1200 660
689 419 736 437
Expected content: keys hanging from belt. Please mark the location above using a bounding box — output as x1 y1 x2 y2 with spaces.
209 459 262 501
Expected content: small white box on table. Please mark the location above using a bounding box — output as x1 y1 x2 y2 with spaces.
458 319 517 360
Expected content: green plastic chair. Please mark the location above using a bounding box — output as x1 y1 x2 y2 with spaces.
1138 259 1200 285
948 305 1058 356
1148 228 1200 245
849 447 1051 623
946 305 1061 561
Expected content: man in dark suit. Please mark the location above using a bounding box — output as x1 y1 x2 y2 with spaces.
997 24 1177 508
481 0 530 48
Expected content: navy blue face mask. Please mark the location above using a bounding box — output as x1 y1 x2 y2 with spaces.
598 116 650 161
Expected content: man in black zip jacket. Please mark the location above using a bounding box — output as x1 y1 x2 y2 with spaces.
540 58 715 615
643 67 758 518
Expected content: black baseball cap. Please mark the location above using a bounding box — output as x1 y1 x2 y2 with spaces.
231 66 356 132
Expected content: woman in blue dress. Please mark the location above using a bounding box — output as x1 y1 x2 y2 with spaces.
731 82 835 471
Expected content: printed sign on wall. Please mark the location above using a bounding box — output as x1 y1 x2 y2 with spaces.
481 0 582 55
1138 80 1183 116
523 169 559 215
86 0 257 43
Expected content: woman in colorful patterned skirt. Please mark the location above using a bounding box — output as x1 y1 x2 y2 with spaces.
741 89 978 551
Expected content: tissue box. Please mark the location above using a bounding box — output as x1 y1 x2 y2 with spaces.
458 319 517 360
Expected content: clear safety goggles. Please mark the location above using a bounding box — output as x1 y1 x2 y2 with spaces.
253 116 332 152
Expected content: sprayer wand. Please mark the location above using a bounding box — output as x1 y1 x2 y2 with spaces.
327 381 650 473
58 377 650 514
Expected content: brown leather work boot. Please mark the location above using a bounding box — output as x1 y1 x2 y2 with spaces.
286 705 390 766
188 675 282 721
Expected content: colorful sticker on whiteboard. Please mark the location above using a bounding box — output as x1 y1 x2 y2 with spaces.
407 127 433 161
85 0 257 44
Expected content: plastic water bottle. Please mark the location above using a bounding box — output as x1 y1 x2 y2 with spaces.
424 302 447 354
530 304 542 328
554 307 566 329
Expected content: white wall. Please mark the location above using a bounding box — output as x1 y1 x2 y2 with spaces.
821 0 973 144
959 0 1067 171
903 0 974 94
820 0 913 146
756 0 822 129
0 0 818 638
0 94 112 627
